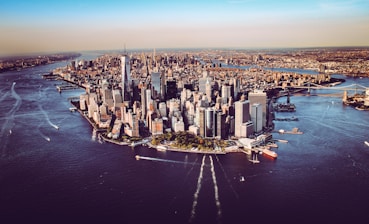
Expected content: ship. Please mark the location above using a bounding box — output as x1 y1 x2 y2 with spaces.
365 141 369 147
274 92 296 112
274 103 296 112
261 148 278 159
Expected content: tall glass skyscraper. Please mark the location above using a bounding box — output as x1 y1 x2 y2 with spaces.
121 55 131 103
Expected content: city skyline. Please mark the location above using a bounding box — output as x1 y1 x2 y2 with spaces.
1 0 369 55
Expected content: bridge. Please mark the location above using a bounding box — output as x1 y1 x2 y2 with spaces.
276 83 368 92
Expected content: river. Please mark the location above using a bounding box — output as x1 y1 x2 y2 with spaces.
1 52 369 224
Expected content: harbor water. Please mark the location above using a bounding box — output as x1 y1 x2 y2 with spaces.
1 52 369 223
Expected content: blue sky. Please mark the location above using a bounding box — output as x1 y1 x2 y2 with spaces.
1 0 369 54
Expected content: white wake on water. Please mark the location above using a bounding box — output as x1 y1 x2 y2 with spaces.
136 156 195 165
210 156 222 222
189 155 206 223
37 124 51 142
215 155 239 199
38 104 59 130
1 82 22 156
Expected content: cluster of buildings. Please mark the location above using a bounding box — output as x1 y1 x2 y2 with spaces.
0 53 80 73
58 51 277 141
53 49 350 142
223 48 369 77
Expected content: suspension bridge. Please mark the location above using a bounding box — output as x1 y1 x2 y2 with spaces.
276 82 368 92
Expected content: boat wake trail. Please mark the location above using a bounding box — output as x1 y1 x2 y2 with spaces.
0 90 9 103
38 104 59 130
210 156 222 222
91 129 97 141
137 156 196 166
215 155 239 199
1 82 22 157
38 124 51 142
189 155 206 223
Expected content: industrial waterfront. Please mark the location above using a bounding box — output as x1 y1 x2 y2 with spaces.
1 52 369 223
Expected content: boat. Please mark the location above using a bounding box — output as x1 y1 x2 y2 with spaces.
267 142 278 148
365 141 369 147
261 148 278 159
239 176 245 182
157 145 167 151
277 139 288 143
135 155 140 160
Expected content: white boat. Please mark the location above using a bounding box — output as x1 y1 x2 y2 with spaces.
365 141 369 147
157 145 167 151
239 176 245 182
135 155 140 160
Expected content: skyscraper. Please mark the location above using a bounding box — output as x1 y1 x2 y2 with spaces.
234 100 250 138
205 107 215 138
248 90 267 127
141 86 147 121
205 79 212 103
221 84 232 105
251 103 263 132
121 55 131 103
151 72 161 100
166 80 177 100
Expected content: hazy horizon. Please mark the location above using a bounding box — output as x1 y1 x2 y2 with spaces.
1 0 369 55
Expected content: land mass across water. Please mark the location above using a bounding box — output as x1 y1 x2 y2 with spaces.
49 47 369 157
0 52 81 73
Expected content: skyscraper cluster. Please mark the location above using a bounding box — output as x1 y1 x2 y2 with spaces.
74 50 270 141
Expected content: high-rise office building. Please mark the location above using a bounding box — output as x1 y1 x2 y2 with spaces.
166 80 177 100
151 72 161 100
199 70 211 94
233 78 240 100
112 89 123 108
199 107 206 137
205 107 215 138
216 110 227 139
160 72 166 100
121 55 131 103
234 100 250 138
141 86 147 120
248 90 267 127
221 84 232 105
251 103 263 132
205 79 212 103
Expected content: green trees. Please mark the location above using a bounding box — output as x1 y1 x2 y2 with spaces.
150 131 228 152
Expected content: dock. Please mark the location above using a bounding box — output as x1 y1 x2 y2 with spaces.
274 117 298 121
56 83 80 92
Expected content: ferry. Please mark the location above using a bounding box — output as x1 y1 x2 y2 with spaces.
261 148 278 159
365 141 369 147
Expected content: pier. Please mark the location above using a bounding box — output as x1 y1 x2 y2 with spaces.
56 83 80 92
274 117 298 121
